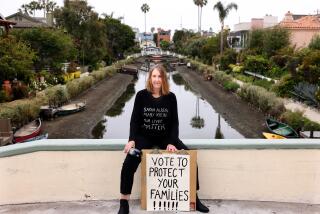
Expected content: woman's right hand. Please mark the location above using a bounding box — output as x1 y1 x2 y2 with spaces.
124 141 135 153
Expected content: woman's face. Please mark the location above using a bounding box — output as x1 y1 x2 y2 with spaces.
151 68 162 91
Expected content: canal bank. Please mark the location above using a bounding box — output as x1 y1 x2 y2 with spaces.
42 73 134 138
176 66 266 138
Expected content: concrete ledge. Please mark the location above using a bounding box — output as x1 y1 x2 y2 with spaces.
1 141 320 205
1 139 320 158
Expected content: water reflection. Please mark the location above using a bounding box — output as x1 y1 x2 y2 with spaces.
106 83 136 117
190 97 205 129
215 114 224 139
92 69 244 139
92 118 106 139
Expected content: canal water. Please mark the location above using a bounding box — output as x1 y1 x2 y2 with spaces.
92 70 244 139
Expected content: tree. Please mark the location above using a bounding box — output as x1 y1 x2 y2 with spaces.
0 36 36 84
160 40 170 50
20 1 41 16
309 35 320 50
193 0 207 33
141 3 150 33
213 1 238 55
103 17 135 59
54 1 107 67
13 28 77 71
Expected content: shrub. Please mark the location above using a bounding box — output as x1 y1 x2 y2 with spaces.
272 74 296 97
212 70 233 85
309 35 320 50
280 110 320 131
223 81 240 92
229 64 244 73
267 66 286 79
238 84 285 117
45 85 69 107
12 83 29 99
252 79 274 91
213 49 237 71
243 55 270 75
0 90 8 103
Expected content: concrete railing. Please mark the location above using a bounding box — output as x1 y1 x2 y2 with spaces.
1 139 320 205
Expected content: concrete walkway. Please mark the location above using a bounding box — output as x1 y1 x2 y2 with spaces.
1 200 319 214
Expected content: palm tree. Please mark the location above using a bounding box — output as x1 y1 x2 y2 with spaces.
141 3 150 34
213 1 238 55
193 0 207 33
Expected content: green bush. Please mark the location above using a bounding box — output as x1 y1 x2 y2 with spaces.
252 79 274 90
212 70 233 85
298 50 320 84
45 85 69 107
0 90 8 103
238 84 285 117
214 49 237 71
267 66 286 78
272 74 296 97
223 81 240 92
243 55 270 75
309 35 320 50
280 110 320 131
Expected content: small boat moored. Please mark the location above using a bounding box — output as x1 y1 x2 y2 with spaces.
262 132 286 139
55 102 86 116
266 118 299 138
13 118 42 143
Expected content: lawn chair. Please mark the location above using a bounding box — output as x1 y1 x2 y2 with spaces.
0 118 13 146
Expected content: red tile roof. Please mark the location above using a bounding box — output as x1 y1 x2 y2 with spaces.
279 15 320 29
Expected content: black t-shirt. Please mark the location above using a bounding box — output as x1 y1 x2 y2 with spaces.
129 89 179 145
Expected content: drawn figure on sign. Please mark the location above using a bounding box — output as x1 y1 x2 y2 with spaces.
117 64 209 214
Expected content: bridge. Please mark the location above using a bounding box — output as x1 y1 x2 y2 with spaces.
1 139 320 213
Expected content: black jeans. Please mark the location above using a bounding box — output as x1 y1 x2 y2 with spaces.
120 136 200 194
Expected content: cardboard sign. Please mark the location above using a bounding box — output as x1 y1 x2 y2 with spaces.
141 150 197 211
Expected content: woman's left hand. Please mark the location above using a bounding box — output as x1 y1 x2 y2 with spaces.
166 144 177 152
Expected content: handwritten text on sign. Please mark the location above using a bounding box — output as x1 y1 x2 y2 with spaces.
146 154 190 211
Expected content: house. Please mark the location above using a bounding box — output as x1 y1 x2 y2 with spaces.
157 28 171 47
228 15 278 51
5 12 53 29
0 13 16 36
279 11 320 48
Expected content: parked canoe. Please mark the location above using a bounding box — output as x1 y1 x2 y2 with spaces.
13 118 42 143
22 133 48 143
299 131 320 139
262 132 286 139
55 102 86 116
266 118 299 138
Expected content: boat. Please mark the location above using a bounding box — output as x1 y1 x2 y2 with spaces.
299 131 320 138
22 133 48 143
13 118 42 143
265 118 299 138
55 102 86 116
40 105 58 119
262 132 286 139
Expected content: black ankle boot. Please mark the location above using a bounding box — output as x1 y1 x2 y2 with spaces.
118 199 129 214
196 194 209 213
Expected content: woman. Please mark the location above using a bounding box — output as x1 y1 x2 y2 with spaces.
118 64 209 214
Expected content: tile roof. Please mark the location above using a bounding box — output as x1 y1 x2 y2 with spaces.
280 15 320 29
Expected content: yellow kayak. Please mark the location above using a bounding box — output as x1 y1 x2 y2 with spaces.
263 132 286 139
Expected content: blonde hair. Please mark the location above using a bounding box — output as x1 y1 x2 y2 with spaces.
146 64 170 95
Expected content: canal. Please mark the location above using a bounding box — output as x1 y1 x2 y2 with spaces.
92 69 244 139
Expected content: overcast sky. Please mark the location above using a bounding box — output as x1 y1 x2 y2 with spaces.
1 0 318 33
